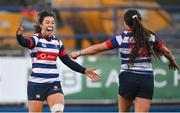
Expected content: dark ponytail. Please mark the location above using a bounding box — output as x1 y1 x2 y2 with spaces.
34 10 56 33
124 9 159 65
34 24 42 33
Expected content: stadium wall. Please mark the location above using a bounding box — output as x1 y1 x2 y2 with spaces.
0 56 179 105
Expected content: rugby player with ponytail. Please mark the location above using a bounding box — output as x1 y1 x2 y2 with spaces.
71 9 179 112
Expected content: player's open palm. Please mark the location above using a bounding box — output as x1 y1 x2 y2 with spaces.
85 68 100 81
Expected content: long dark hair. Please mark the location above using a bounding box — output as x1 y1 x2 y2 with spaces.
34 10 56 33
124 9 161 65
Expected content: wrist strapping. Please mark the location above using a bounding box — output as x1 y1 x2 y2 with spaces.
77 51 81 57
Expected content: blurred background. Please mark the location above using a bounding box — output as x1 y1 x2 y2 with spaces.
0 0 180 112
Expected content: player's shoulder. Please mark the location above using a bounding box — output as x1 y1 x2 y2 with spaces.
123 30 132 37
58 40 63 46
149 33 156 42
52 35 59 40
51 35 64 46
33 33 39 36
114 31 131 39
32 33 41 39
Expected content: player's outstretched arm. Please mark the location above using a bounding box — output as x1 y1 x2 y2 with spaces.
60 55 100 81
71 42 110 59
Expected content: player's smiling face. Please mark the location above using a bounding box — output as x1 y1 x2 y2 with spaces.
40 16 55 38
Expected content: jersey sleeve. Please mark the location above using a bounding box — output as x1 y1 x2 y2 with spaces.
28 37 36 49
16 34 36 49
105 35 123 49
58 40 68 57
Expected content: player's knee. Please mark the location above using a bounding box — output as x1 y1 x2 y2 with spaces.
50 103 64 113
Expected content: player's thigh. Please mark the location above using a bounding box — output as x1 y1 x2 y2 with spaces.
46 81 64 107
28 100 43 112
134 97 152 112
118 95 133 112
47 93 64 107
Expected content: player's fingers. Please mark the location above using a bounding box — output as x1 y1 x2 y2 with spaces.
91 77 99 81
19 23 23 26
175 65 180 70
17 24 23 31
175 65 179 70
172 64 178 70
92 74 100 81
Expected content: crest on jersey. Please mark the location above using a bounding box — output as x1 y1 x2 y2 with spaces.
42 43 46 47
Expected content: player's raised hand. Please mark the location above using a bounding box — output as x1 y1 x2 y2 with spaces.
85 68 100 81
16 24 24 36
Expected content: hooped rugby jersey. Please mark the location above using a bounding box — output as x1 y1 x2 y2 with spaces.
105 31 162 75
29 33 67 83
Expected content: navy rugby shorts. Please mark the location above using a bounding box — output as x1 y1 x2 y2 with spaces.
119 71 154 100
28 81 63 101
